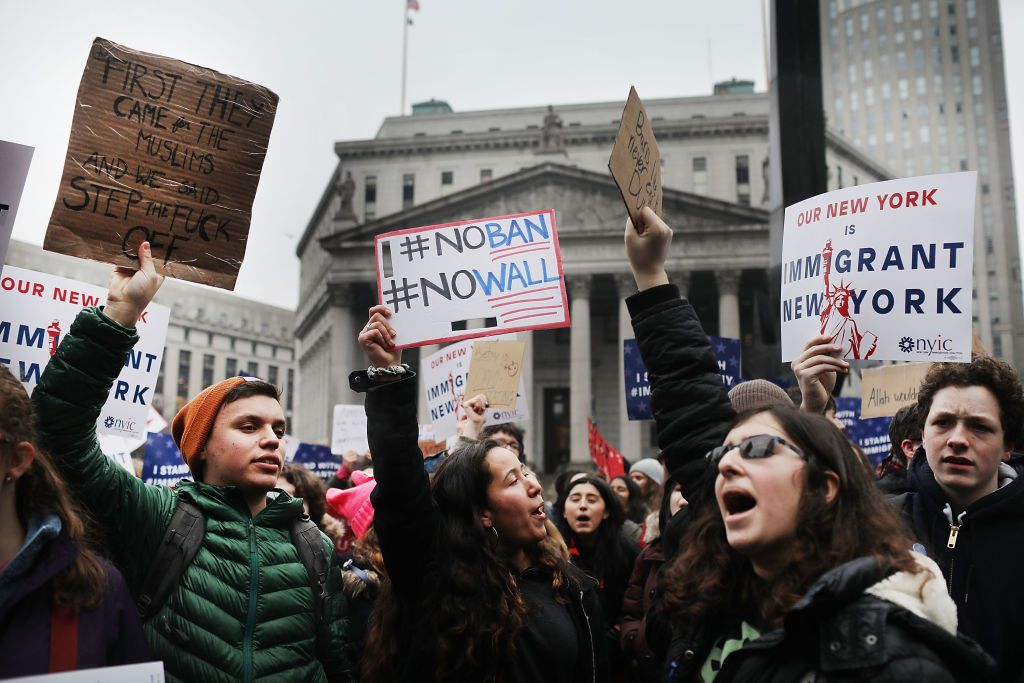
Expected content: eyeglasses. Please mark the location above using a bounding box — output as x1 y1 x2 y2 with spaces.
706 434 808 467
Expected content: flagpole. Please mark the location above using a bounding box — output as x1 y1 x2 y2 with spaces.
400 1 409 116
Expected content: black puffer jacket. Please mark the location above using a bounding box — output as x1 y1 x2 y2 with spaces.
662 556 995 682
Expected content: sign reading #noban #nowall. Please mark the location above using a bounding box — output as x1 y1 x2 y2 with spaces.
781 172 976 363
374 210 570 348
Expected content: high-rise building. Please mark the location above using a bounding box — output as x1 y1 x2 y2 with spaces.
820 0 1023 366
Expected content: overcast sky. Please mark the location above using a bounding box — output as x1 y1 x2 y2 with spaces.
1 1 1021 310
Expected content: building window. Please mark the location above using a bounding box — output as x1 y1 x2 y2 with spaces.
202 354 214 389
247 361 259 377
951 45 959 63
860 12 869 31
177 350 191 404
364 175 377 220
864 59 873 79
893 5 903 22
268 364 279 387
226 357 238 379
929 0 938 18
847 64 857 84
402 173 415 209
286 368 295 414
916 77 927 95
898 79 909 99
865 87 875 106
480 168 493 183
911 1 921 20
970 47 980 68
692 157 708 195
735 156 750 206
920 126 930 143
972 75 982 96
441 170 453 187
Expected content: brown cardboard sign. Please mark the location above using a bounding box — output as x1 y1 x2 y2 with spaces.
608 86 662 229
45 38 278 290
860 362 932 419
465 340 526 409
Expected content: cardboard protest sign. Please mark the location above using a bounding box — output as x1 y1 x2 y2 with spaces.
860 362 932 419
289 442 340 482
4 661 165 683
625 336 740 420
0 140 34 267
142 432 189 486
422 336 529 441
465 340 526 409
45 37 278 290
332 404 369 455
418 424 447 459
834 397 892 468
781 172 976 363
608 87 662 229
0 265 169 440
375 210 569 348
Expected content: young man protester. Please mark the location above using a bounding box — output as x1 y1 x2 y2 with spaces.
32 243 353 683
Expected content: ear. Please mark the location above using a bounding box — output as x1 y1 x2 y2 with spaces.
480 513 493 530
823 470 841 505
900 439 918 459
5 441 37 480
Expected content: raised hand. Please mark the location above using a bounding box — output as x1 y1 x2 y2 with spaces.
104 241 165 328
791 334 849 414
624 206 672 291
456 394 489 441
358 305 402 369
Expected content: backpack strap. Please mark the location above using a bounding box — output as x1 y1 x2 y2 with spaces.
49 603 79 672
290 515 329 627
136 498 206 621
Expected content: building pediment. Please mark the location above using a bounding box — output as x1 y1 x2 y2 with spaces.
319 162 767 252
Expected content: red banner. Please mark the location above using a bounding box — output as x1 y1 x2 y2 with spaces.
586 417 626 480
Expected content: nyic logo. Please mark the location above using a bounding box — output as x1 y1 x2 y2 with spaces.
899 334 954 355
103 415 138 432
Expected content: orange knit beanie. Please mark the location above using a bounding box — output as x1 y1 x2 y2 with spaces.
172 376 248 474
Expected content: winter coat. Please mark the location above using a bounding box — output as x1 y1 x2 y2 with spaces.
32 308 353 683
620 539 665 683
353 370 608 683
662 555 996 682
0 513 151 677
895 450 1024 682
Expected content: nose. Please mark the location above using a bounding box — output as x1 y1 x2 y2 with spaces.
525 477 542 497
259 425 281 448
947 421 969 450
717 447 744 477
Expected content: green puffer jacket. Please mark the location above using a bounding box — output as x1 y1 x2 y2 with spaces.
32 307 353 683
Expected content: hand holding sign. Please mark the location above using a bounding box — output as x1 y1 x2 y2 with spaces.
104 241 165 328
790 333 849 413
624 207 672 292
609 87 663 231
456 394 489 441
358 305 401 368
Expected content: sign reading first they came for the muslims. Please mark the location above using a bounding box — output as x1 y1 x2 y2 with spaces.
0 265 169 441
780 172 976 364
375 210 570 348
44 37 278 291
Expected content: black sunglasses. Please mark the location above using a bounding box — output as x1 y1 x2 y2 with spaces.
706 434 808 467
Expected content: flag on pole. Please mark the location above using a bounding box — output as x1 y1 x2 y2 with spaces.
587 418 626 480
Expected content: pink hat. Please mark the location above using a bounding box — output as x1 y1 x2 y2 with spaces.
326 471 376 539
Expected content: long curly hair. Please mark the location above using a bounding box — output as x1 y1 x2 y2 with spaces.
0 366 107 612
660 405 922 629
362 440 570 683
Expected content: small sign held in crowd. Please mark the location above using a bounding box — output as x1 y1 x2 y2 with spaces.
608 87 662 231
0 140 34 267
0 265 169 440
781 172 977 363
331 404 369 455
465 340 526 409
375 210 569 347
834 397 892 468
44 37 278 290
860 362 932 419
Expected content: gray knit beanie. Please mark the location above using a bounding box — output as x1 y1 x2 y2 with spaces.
727 379 795 414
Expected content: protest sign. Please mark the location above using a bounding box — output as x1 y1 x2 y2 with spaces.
332 404 369 455
0 140 34 266
375 210 569 348
781 172 976 363
608 87 662 229
422 336 529 441
418 423 447 459
860 362 932 419
141 432 189 486
625 336 740 420
465 340 526 409
835 397 892 468
4 661 165 683
45 37 278 290
0 265 169 440
290 442 340 482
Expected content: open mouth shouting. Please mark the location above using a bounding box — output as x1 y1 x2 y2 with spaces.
720 488 758 524
530 501 547 523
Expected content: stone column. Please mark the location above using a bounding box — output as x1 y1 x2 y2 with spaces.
569 275 592 465
328 284 357 440
417 344 440 425
615 274 643 461
716 270 742 339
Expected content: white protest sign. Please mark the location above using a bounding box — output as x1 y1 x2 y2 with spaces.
375 210 570 348
781 172 976 363
422 335 529 441
0 140 34 267
3 661 164 682
0 265 170 440
332 404 369 455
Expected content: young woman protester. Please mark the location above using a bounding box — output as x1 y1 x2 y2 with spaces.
354 307 608 683
0 366 151 676
622 207 995 681
610 475 647 525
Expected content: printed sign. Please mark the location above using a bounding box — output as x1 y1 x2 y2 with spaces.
4 661 165 683
45 37 278 290
625 336 740 420
860 362 932 419
332 404 369 455
465 340 525 409
422 336 529 441
781 172 976 363
0 140 34 266
608 87 662 229
835 397 892 468
0 265 169 440
418 423 447 459
141 432 189 486
375 210 569 348
290 442 340 481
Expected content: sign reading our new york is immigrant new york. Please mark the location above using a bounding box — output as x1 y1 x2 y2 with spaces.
45 37 278 291
375 210 570 348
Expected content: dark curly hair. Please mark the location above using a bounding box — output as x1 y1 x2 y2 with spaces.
660 405 922 629
916 354 1024 448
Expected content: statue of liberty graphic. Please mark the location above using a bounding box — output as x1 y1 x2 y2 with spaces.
819 240 878 360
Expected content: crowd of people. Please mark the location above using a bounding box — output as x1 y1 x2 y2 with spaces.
2 211 1023 682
